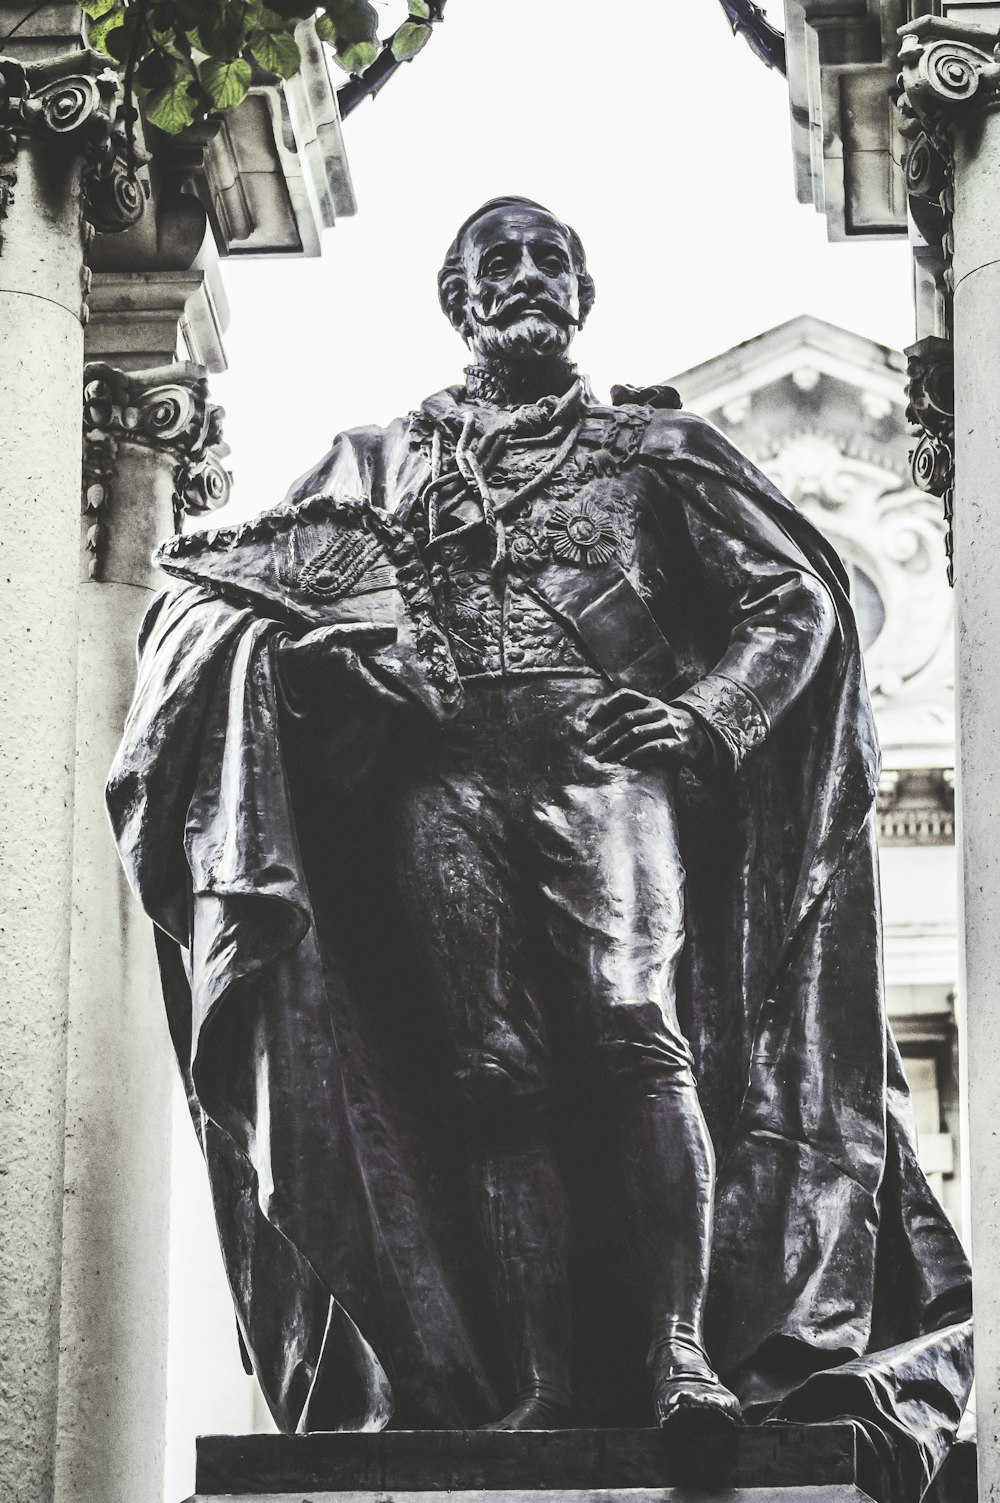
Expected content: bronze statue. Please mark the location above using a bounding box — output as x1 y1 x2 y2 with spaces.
109 198 972 1492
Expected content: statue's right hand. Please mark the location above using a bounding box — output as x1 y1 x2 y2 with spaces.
275 623 407 711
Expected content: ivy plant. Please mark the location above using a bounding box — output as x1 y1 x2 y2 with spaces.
80 0 446 134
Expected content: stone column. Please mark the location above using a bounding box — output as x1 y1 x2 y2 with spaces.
0 50 142 1503
54 365 229 1503
899 18 1000 1500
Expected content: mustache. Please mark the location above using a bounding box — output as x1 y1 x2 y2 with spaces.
477 294 579 330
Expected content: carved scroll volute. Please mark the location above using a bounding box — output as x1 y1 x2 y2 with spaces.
898 20 1000 117
0 49 146 256
82 362 232 581
894 19 1000 583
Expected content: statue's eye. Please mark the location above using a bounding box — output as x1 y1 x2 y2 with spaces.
480 249 514 277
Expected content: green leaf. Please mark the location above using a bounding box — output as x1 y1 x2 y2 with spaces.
323 0 378 44
144 78 197 133
408 0 431 16
200 4 250 58
390 18 431 59
81 0 117 18
136 50 180 91
333 36 377 71
199 54 252 108
315 12 337 42
261 0 316 16
248 27 301 77
87 5 126 54
173 0 212 26
152 0 180 27
102 8 139 61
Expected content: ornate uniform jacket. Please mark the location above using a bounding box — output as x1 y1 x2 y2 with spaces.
275 377 834 773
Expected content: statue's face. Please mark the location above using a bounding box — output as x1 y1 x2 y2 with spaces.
460 204 581 364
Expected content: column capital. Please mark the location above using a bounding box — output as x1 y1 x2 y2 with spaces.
82 361 231 580
0 49 144 246
894 19 998 585
898 18 1000 122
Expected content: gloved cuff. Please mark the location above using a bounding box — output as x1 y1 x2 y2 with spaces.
674 672 769 774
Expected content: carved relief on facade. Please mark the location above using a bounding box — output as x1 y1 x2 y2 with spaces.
758 428 953 756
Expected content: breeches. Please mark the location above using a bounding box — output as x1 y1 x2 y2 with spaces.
392 676 694 1137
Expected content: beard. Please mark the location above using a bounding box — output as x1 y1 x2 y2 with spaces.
480 312 571 363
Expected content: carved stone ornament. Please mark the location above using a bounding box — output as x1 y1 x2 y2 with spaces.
759 429 954 755
895 18 1000 582
897 17 1000 120
0 49 145 255
895 18 1000 282
82 362 231 579
904 336 955 583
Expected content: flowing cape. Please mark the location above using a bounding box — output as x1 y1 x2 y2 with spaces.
107 401 972 1497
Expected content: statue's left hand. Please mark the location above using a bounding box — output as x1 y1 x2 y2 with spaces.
585 688 710 770
275 622 410 712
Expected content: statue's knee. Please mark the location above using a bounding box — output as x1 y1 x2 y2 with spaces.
591 1003 696 1092
455 1052 549 1146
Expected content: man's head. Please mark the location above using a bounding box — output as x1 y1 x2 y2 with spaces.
438 197 595 368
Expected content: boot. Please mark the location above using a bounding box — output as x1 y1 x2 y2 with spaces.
476 1144 574 1429
619 1086 742 1435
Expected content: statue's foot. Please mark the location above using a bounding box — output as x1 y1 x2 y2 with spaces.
655 1373 743 1433
651 1338 742 1457
480 1393 573 1431
655 1374 741 1486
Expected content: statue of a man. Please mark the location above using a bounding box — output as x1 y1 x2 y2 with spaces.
109 199 972 1476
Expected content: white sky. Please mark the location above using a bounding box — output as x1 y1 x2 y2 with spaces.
211 0 916 517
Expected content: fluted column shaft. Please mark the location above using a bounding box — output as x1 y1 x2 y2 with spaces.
0 49 142 1503
54 363 229 1503
899 19 1000 1501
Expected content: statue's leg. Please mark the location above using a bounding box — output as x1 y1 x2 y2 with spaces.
392 723 573 1428
533 757 741 1434
474 1137 573 1430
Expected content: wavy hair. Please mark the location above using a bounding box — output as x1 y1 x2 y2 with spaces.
437 196 596 338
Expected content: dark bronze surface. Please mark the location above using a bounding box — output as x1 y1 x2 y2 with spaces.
194 1422 878 1495
108 198 973 1503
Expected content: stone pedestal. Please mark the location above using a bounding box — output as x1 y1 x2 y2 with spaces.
182 1425 880 1503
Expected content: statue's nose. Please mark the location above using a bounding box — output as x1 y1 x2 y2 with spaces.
512 251 546 290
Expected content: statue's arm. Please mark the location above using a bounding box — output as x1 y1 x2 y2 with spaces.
671 533 836 775
660 413 838 772
590 412 838 776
